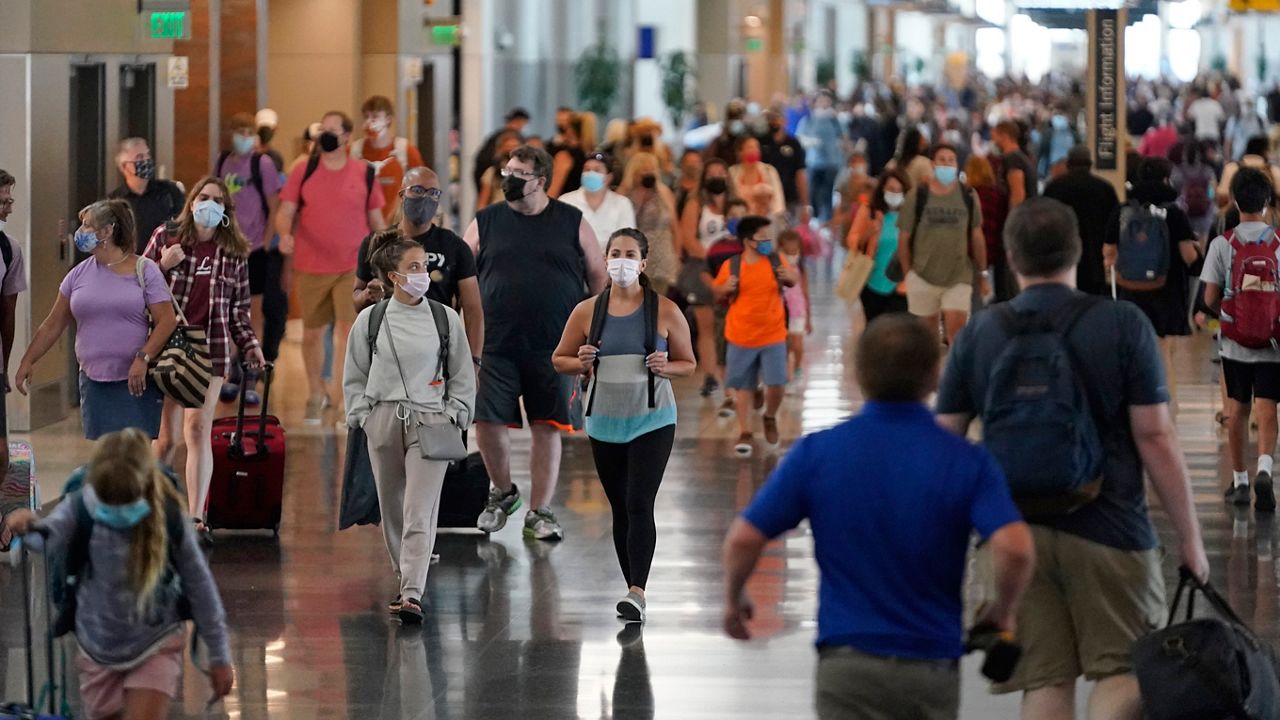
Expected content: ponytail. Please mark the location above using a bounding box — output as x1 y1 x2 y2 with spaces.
367 229 417 284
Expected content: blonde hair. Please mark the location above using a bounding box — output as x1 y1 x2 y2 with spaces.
964 154 996 189
604 119 629 148
173 176 251 257
87 428 185 613
575 112 599 152
618 151 661 194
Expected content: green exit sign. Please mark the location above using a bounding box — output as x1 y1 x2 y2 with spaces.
430 24 461 46
745 37 764 52
149 11 187 39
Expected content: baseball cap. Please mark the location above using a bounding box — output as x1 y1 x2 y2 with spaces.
255 108 279 129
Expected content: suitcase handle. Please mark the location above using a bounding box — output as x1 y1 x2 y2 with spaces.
231 362 274 460
1170 565 1248 629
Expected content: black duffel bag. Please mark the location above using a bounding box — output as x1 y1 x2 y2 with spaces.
1134 566 1280 720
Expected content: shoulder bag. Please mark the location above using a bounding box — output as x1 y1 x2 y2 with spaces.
136 257 213 408
383 300 468 461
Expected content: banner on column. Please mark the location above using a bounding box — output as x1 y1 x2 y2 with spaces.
1091 9 1120 171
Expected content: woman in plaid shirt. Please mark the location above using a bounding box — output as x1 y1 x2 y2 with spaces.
145 176 264 535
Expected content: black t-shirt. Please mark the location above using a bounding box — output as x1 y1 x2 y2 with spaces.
109 180 186 253
761 134 807 205
355 225 476 308
1127 107 1155 138
1104 185 1196 337
546 143 586 195
999 150 1039 201
1042 170 1122 296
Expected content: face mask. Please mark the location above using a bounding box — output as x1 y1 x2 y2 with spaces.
581 171 607 193
934 166 958 185
193 199 226 229
769 123 784 133
607 258 643 287
756 240 774 256
402 195 439 226
1052 115 1069 130
366 118 389 135
0 220 6 234
705 177 728 195
133 158 155 181
232 134 256 155
640 175 657 190
92 497 152 530
851 165 868 177
884 191 905 209
729 120 746 135
257 126 275 145
74 229 101 253
726 217 740 237
781 252 800 265
318 131 341 153
742 151 761 164
396 271 431 300
502 175 531 203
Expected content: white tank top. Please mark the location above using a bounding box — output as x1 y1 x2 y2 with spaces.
698 206 727 250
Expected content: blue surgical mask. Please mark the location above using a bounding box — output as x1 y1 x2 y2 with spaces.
74 229 101 253
232 134 256 155
581 171 607 193
193 199 226 229
1052 115 1069 131
934 166 958 185
92 497 152 530
756 240 774 255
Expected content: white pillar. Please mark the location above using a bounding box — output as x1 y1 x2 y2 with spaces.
460 0 495 223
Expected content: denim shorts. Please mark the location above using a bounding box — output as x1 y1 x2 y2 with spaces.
725 341 788 390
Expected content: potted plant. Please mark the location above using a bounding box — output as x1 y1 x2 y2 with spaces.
661 51 696 130
575 39 622 117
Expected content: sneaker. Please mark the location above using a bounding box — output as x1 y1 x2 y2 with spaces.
700 376 720 397
1257 471 1276 512
753 388 765 410
220 382 240 403
1226 483 1252 506
477 486 522 533
616 591 646 622
717 398 736 418
523 507 565 541
304 396 329 425
243 389 262 407
734 433 754 457
398 597 424 625
763 416 780 446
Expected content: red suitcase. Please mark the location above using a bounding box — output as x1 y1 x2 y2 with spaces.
207 363 286 534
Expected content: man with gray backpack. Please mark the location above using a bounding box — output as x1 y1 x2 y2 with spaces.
938 197 1208 720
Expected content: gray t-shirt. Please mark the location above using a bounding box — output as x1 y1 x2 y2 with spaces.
898 183 983 288
1200 221 1280 363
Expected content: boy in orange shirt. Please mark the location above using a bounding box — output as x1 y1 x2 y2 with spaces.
351 95 426 224
713 215 799 456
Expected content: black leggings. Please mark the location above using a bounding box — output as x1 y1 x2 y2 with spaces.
589 424 676 590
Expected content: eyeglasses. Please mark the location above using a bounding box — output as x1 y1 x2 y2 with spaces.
500 168 538 180
0 199 13 209
401 186 443 200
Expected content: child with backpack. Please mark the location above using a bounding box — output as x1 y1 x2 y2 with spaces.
3 428 234 720
705 200 748 417
1199 165 1280 512
1171 138 1217 240
777 229 812 382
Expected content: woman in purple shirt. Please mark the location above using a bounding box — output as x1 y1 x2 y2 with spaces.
14 199 177 438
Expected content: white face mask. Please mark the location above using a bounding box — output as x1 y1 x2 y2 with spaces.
367 118 389 134
0 220 7 234
884 191 905 209
396 272 431 300
780 252 800 265
607 258 643 288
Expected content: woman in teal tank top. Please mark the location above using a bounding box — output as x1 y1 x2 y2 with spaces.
553 228 696 623
848 168 912 322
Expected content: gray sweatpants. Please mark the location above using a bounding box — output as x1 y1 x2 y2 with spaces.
815 646 959 720
364 402 450 602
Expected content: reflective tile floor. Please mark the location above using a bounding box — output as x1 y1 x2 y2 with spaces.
2 263 1278 719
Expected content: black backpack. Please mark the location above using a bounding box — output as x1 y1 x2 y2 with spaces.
584 285 660 417
215 150 270 219
297 154 376 213
912 182 976 236
366 297 451 379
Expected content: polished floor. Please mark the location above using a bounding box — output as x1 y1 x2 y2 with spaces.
1 259 1277 719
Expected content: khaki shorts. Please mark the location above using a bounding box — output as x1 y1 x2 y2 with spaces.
905 271 971 316
980 526 1166 693
297 271 357 329
816 646 959 720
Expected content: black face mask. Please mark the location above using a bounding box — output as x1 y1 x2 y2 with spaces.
402 195 439 226
769 123 784 133
258 126 275 145
318 131 341 153
502 175 531 203
704 177 728 195
640 174 657 189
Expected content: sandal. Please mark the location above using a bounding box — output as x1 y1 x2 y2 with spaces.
1216 412 1230 426
398 597 424 625
388 595 402 613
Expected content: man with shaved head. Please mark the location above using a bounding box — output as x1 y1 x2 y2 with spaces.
353 166 483 360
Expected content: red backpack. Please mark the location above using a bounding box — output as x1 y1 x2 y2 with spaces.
1221 229 1280 349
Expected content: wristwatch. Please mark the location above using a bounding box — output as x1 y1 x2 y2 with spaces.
135 350 152 363
979 269 992 279
472 356 483 368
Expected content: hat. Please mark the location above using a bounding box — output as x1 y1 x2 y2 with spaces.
506 107 531 122
304 122 323 141
1066 145 1092 168
255 108 278 129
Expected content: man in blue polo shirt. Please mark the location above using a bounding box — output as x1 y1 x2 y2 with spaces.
722 313 1034 720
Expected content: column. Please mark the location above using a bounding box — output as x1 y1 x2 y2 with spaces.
1086 8 1128 196
459 0 495 221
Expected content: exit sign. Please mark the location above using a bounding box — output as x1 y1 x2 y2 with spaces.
149 11 188 39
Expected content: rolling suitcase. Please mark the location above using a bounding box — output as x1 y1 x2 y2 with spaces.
437 452 490 529
2 535 70 719
207 363 286 534
1 441 36 551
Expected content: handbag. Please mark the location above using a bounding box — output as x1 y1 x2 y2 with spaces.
382 305 468 462
1134 566 1280 720
136 258 213 408
837 252 874 302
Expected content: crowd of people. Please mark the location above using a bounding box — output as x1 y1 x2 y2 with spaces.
3 66 1280 719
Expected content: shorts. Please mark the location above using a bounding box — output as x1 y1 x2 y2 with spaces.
75 631 186 720
816 646 958 720
475 352 573 429
905 271 971 317
985 526 1165 693
1221 358 1280 404
296 270 357 329
714 305 729 366
725 341 788 390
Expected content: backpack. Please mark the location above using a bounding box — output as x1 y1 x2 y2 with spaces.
982 295 1106 517
297 154 376 213
366 297 452 379
583 285 660 417
215 150 269 219
1116 201 1172 291
350 137 411 175
0 230 13 280
1220 228 1280 350
1180 164 1213 218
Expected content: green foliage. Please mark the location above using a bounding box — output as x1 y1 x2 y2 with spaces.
575 40 622 117
816 57 836 87
660 51 696 129
852 51 871 83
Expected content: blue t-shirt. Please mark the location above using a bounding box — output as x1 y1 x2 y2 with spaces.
742 402 1021 660
936 284 1169 551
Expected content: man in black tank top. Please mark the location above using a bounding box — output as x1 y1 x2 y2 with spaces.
464 145 608 541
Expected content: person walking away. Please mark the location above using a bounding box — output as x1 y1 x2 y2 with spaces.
109 138 185 253
464 145 607 540
992 120 1037 212
547 113 590 199
1199 166 1280 512
887 127 933 190
964 154 1011 301
3 428 235 720
351 95 426 225
1188 87 1226 146
15 201 175 439
1225 97 1266 162
712 216 799 457
275 111 387 424
344 231 476 623
1169 138 1217 241
0 170 28 475
619 152 681 294
730 137 786 223
897 144 989 344
678 158 735 397
1041 146 1121 297
145 177 265 536
1138 114 1179 160
1104 157 1199 407
1037 106 1079 179
552 228 695 621
723 314 1035 720
1217 135 1280 218
777 230 811 381
561 152 637 252
761 108 811 226
214 112 283 406
937 197 1209 720
848 169 911 323
797 91 844 223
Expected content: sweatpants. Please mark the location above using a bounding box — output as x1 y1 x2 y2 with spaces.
365 402 450 602
588 424 676 589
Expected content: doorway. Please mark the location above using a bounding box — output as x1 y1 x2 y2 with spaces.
120 63 157 150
